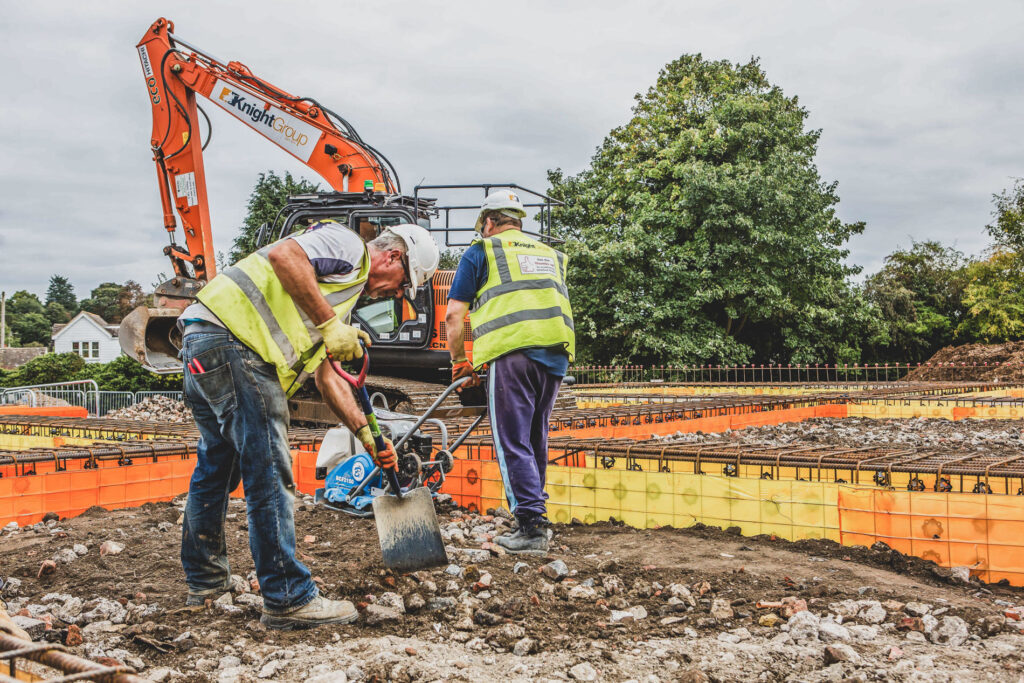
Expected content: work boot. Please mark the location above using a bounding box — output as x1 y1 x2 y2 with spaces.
495 514 549 555
260 595 359 630
260 593 360 630
185 581 231 607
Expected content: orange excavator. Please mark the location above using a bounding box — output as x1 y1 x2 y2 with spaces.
121 17 561 389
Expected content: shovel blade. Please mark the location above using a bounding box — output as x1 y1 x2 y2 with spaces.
371 487 448 572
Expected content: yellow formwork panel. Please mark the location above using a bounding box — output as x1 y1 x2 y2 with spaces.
851 400 1024 421
547 469 571 505
540 466 843 542
0 434 104 449
548 503 572 525
759 479 793 528
673 473 702 523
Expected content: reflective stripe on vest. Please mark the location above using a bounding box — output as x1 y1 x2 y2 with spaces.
197 238 369 397
467 230 575 368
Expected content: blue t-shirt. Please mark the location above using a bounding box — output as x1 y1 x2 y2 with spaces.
448 242 569 377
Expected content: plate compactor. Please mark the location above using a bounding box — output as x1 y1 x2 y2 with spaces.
313 407 451 516
313 374 485 517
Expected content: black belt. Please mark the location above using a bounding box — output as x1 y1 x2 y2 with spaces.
182 321 231 337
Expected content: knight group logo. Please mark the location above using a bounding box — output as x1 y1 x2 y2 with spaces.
216 85 310 147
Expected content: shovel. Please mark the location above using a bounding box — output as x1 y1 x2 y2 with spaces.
328 345 448 572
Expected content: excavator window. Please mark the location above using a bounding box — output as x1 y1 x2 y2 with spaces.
359 298 400 336
349 213 406 240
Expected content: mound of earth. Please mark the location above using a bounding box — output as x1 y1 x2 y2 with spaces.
904 342 1024 382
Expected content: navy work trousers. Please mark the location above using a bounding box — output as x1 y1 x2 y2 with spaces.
488 351 562 518
180 330 316 613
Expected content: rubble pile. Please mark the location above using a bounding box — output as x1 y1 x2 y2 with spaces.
3 497 1024 681
905 341 1024 381
108 395 192 423
658 416 1024 455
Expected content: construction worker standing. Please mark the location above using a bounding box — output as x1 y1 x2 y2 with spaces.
177 221 439 629
445 191 575 554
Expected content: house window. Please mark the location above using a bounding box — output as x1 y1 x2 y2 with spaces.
71 341 98 359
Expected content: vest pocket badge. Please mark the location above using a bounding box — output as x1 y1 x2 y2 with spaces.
517 254 556 275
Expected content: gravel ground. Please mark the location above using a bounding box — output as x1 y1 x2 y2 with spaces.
108 395 193 423
656 417 1024 456
3 495 1024 682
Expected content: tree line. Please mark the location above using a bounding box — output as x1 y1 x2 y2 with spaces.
0 352 180 392
545 55 1024 367
2 278 147 347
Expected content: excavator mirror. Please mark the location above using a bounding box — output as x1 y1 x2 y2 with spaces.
255 222 270 248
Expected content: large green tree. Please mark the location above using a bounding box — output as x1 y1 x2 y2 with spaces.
79 281 146 323
230 171 320 263
45 275 78 313
957 250 1024 342
6 290 50 346
547 55 873 365
954 180 1024 343
6 353 85 386
864 241 968 361
985 178 1024 252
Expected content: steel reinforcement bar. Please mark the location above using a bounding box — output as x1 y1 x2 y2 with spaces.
572 380 1018 397
0 416 328 447
0 439 196 470
0 630 145 683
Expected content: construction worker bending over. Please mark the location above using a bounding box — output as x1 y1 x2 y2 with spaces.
445 191 575 554
176 221 439 629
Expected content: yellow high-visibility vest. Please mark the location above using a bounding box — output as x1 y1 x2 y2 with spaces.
197 228 369 397
468 230 575 369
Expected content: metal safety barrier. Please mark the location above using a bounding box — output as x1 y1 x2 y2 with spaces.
0 385 187 417
0 380 100 415
134 390 184 402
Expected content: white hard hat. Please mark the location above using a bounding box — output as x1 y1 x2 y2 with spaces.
474 190 527 232
383 224 440 298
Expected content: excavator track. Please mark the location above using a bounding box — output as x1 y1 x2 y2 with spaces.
288 374 454 426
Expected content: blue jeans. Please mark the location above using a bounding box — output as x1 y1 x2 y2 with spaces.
180 330 316 613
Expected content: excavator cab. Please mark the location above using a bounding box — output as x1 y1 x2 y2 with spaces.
122 184 562 379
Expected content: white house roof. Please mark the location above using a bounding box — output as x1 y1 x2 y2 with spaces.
51 311 119 340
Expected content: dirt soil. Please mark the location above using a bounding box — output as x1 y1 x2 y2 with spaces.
905 342 1024 381
3 497 1024 682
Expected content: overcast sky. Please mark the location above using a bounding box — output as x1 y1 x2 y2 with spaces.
2 1 1022 301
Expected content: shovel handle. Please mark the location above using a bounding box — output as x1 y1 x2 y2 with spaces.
356 386 403 499
328 344 403 499
326 343 370 387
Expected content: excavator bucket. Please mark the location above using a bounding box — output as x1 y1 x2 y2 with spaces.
119 306 185 374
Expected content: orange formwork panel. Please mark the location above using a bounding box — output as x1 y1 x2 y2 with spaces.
837 487 1024 587
0 461 195 528
0 445 326 529
0 406 89 417
292 448 319 496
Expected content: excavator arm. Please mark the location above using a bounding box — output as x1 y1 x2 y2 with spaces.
137 16 397 284
123 17 399 371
